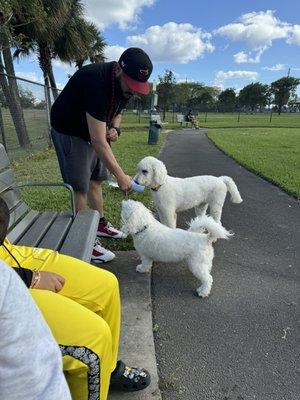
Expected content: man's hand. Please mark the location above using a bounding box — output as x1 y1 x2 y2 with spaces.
117 174 132 191
106 127 118 142
34 271 65 293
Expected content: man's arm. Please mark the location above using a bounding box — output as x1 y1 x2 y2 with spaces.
107 113 122 142
86 112 132 190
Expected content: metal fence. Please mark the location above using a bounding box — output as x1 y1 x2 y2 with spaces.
0 72 61 159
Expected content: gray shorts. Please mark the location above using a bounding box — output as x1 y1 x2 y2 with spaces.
51 128 107 192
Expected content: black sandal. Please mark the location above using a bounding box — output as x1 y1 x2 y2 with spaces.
110 360 151 392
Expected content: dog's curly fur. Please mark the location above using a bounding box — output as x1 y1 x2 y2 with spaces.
121 200 233 298
134 156 243 228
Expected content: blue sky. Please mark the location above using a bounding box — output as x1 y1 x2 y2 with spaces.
14 0 300 96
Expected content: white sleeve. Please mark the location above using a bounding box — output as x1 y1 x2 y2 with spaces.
0 260 71 400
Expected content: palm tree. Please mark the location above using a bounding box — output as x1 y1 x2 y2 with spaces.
13 0 75 99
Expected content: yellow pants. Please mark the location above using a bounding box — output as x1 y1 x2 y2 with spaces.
0 239 121 400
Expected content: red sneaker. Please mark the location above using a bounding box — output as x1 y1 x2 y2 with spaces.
91 239 115 263
97 220 126 239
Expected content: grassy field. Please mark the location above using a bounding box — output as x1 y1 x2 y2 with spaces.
207 127 300 198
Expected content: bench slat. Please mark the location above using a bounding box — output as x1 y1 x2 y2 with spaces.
0 169 15 192
60 210 99 262
9 202 29 229
0 144 10 170
38 211 73 251
8 210 40 243
17 211 58 247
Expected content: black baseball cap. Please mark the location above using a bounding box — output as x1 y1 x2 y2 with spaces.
119 48 153 95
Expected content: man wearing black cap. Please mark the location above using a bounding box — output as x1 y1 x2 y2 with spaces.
50 47 153 263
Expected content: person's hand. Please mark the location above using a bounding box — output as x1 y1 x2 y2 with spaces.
106 127 119 142
117 174 132 192
34 271 65 293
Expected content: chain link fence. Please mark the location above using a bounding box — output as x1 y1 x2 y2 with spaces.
0 72 61 160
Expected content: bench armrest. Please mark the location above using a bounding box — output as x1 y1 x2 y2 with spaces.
15 182 76 218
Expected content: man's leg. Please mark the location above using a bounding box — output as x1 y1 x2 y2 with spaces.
74 190 88 212
88 179 104 217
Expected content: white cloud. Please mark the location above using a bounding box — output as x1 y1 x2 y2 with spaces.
214 70 259 87
52 60 76 76
83 0 155 29
262 64 286 71
287 25 300 45
215 11 289 48
104 45 127 61
215 10 300 63
233 48 266 64
126 22 214 63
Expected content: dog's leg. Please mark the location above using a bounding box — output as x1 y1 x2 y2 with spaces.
195 203 208 217
208 202 223 224
136 255 153 273
188 258 213 298
159 209 177 228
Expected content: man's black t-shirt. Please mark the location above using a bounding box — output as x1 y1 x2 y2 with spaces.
50 62 126 141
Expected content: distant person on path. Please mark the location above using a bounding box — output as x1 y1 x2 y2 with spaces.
185 109 199 129
50 47 153 263
0 197 151 400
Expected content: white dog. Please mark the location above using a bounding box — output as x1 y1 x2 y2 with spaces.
121 200 233 298
134 156 243 228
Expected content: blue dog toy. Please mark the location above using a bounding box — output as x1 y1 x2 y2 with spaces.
131 180 145 192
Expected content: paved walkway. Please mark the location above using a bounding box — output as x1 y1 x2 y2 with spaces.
152 129 299 400
104 128 298 400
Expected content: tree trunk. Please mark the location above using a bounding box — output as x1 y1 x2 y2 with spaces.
0 42 30 148
38 42 58 101
48 64 59 101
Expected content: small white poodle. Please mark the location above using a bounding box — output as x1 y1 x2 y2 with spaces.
134 156 243 228
121 200 233 298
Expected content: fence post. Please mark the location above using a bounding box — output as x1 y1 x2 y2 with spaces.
237 111 241 123
44 84 52 147
269 111 273 123
0 106 7 150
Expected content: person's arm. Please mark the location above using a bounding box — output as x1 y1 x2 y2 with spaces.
13 267 65 292
86 112 132 190
107 113 122 142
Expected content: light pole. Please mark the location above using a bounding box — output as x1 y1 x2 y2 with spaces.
150 81 158 114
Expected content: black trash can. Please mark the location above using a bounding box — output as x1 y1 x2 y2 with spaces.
148 120 161 145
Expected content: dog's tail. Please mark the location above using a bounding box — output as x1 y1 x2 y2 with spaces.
188 215 233 241
220 176 243 204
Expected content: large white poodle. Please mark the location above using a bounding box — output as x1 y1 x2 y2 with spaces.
134 156 243 228
121 200 233 298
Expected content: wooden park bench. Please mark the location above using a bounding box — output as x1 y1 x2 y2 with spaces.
0 144 99 262
176 113 199 129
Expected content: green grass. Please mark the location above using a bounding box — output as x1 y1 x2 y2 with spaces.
207 127 300 198
11 130 166 250
197 112 300 128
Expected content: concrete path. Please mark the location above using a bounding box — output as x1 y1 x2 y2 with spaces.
104 252 162 400
152 129 299 400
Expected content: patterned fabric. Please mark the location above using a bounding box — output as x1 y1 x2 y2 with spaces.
60 345 100 400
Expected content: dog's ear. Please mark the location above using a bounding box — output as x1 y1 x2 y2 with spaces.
121 200 145 235
152 159 167 186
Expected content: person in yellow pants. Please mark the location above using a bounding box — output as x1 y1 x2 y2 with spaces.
0 199 150 400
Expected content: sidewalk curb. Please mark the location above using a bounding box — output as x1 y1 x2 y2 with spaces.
102 251 162 400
